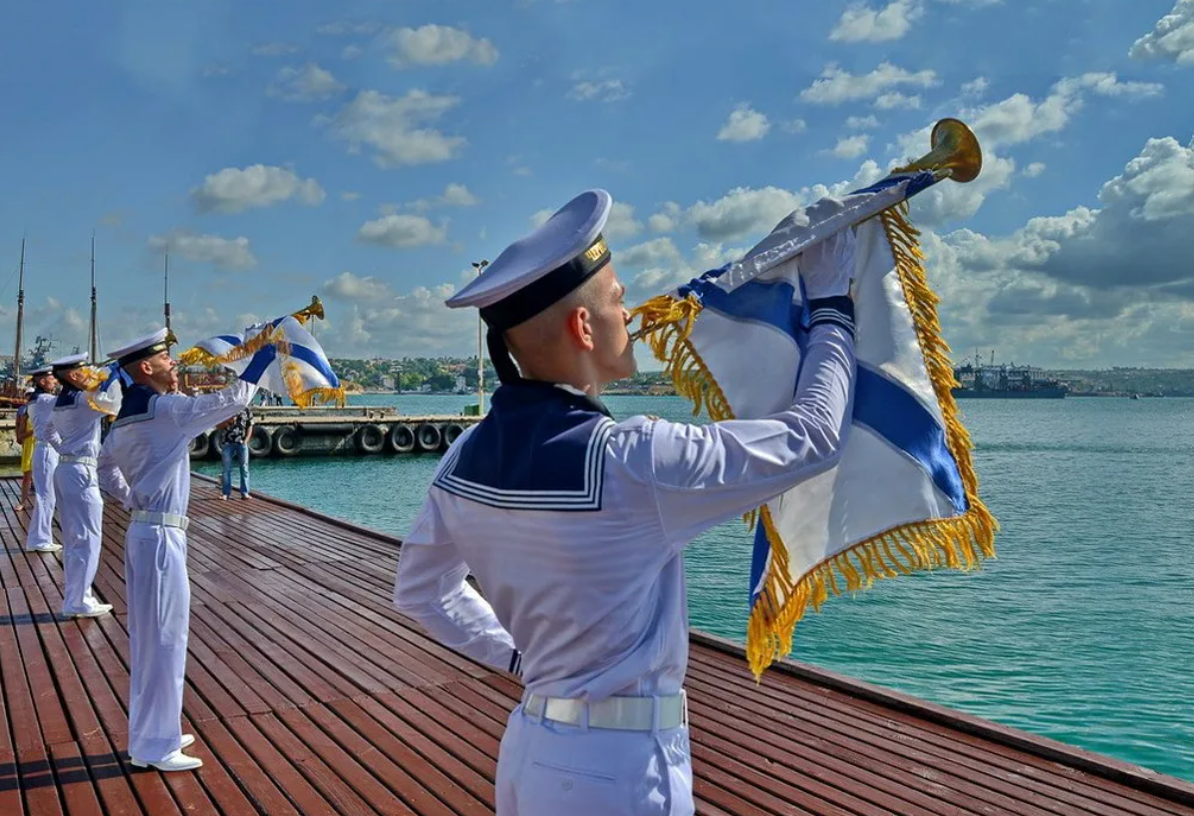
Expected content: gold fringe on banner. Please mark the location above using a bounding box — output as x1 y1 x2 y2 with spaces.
176 323 290 369
628 202 999 681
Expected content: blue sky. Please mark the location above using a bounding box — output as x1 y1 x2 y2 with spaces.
1 0 1192 368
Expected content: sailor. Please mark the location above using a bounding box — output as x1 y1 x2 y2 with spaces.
24 365 62 553
46 353 120 617
392 189 858 815
96 327 268 772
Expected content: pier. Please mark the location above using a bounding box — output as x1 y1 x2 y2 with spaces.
2 476 1193 815
188 405 480 460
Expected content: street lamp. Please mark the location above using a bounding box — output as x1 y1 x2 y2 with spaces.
471 259 489 414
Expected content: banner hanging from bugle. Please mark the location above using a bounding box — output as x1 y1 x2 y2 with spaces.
178 296 347 408
631 119 999 679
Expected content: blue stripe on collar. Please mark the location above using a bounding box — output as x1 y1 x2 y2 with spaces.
54 387 80 410
433 381 614 512
112 384 159 427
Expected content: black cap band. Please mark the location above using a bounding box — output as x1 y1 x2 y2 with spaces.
51 361 86 374
118 341 170 368
479 235 611 332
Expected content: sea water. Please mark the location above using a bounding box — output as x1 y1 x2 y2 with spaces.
195 394 1194 782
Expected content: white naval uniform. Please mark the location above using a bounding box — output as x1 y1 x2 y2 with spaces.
394 322 856 816
46 384 120 614
25 392 61 551
97 377 258 764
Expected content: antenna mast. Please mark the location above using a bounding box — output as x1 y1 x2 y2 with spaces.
89 232 98 362
14 238 26 380
164 253 171 333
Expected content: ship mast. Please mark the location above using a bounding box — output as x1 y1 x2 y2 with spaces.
163 253 171 333
14 237 26 381
88 232 98 362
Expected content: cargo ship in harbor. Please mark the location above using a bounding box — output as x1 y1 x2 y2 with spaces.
952 352 1068 399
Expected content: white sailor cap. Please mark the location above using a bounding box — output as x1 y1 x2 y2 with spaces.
28 364 53 376
50 353 89 372
107 327 172 368
23 387 35 395
446 189 613 331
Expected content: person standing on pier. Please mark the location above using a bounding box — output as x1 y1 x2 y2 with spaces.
16 387 36 510
97 327 269 773
393 189 857 815
46 353 120 616
24 365 62 553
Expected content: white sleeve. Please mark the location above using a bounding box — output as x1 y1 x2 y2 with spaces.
393 495 519 674
97 440 131 507
649 323 856 546
161 379 259 440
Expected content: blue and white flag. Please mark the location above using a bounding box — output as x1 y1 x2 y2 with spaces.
632 171 998 678
179 312 345 407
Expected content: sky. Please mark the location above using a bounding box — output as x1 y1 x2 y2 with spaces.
1 0 1192 369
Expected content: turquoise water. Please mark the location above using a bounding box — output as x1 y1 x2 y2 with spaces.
196 394 1194 782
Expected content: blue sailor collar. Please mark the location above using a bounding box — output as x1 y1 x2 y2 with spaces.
54 384 81 409
113 383 160 427
434 377 616 512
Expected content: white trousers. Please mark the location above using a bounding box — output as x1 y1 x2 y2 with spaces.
25 444 59 550
54 462 104 614
125 522 191 762
495 704 694 815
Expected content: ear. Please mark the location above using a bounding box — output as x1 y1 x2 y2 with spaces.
565 304 595 351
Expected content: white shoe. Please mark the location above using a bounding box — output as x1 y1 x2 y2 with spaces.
181 734 195 749
66 603 113 619
25 544 62 553
130 749 203 772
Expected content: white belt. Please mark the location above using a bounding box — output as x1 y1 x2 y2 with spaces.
130 511 190 531
523 691 687 731
60 455 97 467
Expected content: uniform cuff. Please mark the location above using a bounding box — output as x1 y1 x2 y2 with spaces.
808 296 855 339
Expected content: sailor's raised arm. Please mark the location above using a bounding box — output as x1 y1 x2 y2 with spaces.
393 495 519 674
161 351 272 439
647 229 859 546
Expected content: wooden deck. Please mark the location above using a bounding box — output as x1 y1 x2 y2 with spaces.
2 474 1193 816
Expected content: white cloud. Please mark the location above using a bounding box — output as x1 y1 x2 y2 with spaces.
606 202 643 240
846 115 880 129
648 202 683 233
267 63 347 102
191 165 325 213
567 79 630 102
685 186 805 241
342 45 363 61
875 92 921 109
1023 162 1046 178
830 134 870 158
318 273 477 357
323 89 465 167
147 231 256 270
341 191 361 202
618 237 683 268
799 62 939 104
782 119 809 134
717 103 771 142
1129 0 1194 66
357 214 449 248
387 25 499 68
830 0 924 43
961 77 990 96
409 183 481 211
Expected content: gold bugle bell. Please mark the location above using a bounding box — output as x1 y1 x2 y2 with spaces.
292 295 325 322
893 117 983 183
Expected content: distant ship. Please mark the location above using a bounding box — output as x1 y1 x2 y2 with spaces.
951 352 1067 399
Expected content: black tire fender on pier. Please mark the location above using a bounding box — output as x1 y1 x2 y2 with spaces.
248 426 273 458
443 423 465 447
356 424 385 454
272 426 302 457
415 423 442 452
388 424 415 454
189 432 211 459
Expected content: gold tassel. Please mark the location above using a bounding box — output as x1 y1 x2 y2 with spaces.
631 203 1000 682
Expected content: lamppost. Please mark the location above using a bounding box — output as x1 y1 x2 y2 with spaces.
471 259 489 414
